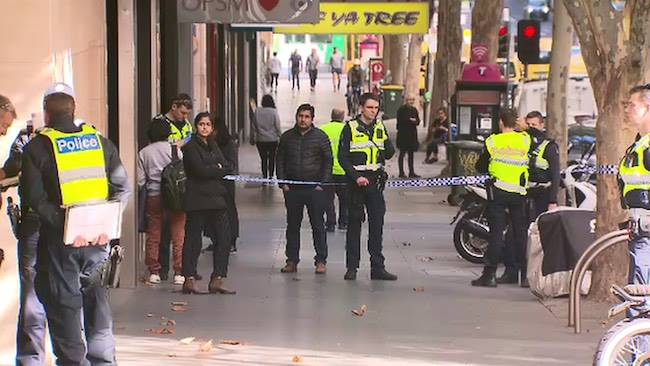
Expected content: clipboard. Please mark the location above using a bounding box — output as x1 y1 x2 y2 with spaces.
63 201 123 245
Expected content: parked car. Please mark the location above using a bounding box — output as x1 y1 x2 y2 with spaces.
527 0 551 21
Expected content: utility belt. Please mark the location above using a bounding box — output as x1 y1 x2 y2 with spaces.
353 169 388 192
80 244 124 289
528 182 551 196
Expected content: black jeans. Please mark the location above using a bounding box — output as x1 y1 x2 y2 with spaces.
325 175 349 227
35 239 115 365
183 209 231 278
291 70 300 89
16 215 46 366
484 188 528 271
256 141 278 178
398 150 415 175
271 73 279 88
224 181 239 248
283 187 328 265
346 183 386 270
308 70 318 88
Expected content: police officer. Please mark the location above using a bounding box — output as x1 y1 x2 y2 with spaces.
339 93 397 281
0 94 16 273
620 84 650 297
472 108 532 287
498 111 561 284
21 83 130 364
321 108 349 232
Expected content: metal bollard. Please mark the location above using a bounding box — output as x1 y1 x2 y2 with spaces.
568 230 628 334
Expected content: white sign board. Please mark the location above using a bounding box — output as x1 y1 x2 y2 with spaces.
178 0 320 24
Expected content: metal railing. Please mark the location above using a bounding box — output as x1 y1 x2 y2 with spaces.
568 229 628 334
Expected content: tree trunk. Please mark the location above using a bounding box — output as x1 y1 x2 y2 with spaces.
383 35 393 81
405 34 424 103
470 0 503 64
545 0 572 179
389 35 408 85
430 0 462 113
563 0 650 301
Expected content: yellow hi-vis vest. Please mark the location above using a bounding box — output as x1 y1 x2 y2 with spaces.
169 119 193 143
486 131 531 195
41 124 109 206
531 139 550 171
619 133 650 198
320 121 345 176
349 119 387 171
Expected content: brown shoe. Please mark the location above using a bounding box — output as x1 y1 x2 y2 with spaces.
280 262 297 273
182 277 207 294
208 276 236 295
315 263 326 274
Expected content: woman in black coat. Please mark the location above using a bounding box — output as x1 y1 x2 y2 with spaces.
395 95 421 178
213 116 240 254
181 112 235 295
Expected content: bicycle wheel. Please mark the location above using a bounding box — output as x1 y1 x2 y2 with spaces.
594 318 650 366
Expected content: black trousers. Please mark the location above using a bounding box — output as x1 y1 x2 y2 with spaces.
16 215 46 366
283 187 328 265
485 188 528 271
183 209 231 278
271 73 279 88
256 141 278 178
308 70 318 88
291 70 300 89
346 183 386 270
325 175 349 227
398 150 415 175
35 237 115 365
224 181 240 247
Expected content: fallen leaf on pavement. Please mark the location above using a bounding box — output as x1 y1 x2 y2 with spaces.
180 337 195 344
292 355 303 363
146 313 153 318
401 242 411 247
221 339 241 345
145 327 175 335
163 319 176 326
168 354 177 358
171 301 188 306
413 287 425 292
352 304 367 317
199 339 214 352
418 256 434 262
172 306 188 312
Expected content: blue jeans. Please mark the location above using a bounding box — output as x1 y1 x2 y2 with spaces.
16 216 46 366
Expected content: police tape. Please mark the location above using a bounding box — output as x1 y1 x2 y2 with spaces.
222 165 619 189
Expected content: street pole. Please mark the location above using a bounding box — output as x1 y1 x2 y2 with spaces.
503 7 513 108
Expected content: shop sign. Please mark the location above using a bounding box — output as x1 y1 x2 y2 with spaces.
178 0 320 24
275 2 429 34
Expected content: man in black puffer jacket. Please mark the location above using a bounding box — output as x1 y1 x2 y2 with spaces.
276 103 333 274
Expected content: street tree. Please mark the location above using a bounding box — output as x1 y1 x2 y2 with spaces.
545 0 572 176
563 0 650 300
430 0 462 115
470 0 503 63
405 34 424 112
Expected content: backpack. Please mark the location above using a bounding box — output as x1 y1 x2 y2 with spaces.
161 145 186 211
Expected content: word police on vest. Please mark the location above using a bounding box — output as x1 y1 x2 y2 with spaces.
56 135 101 154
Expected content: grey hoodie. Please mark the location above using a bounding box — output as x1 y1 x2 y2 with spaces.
253 107 282 142
137 141 183 196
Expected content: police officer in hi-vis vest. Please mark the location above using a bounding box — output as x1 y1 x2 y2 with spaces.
339 93 397 281
472 108 533 287
150 93 194 145
620 84 650 296
21 84 130 364
320 108 349 232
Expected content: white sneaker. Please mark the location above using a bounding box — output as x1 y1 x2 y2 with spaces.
148 274 161 284
173 274 185 285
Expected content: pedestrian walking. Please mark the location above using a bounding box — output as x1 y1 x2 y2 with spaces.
21 83 131 364
269 52 281 92
306 48 320 91
471 108 532 288
339 93 398 281
320 108 349 232
181 112 235 295
276 104 332 274
330 47 344 92
137 122 186 286
424 107 450 163
396 95 421 178
619 84 650 302
253 94 282 179
0 96 45 366
289 50 303 91
214 116 240 254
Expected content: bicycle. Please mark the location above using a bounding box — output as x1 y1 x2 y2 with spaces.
593 283 650 365
347 85 362 117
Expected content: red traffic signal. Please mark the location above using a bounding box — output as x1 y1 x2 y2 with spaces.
517 19 540 64
498 26 508 37
522 25 537 39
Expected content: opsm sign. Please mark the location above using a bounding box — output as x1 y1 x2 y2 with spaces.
178 0 320 24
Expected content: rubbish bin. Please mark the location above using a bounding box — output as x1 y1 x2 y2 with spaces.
381 85 404 119
447 140 484 206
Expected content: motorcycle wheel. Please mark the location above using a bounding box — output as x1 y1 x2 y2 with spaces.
593 318 650 366
452 213 487 264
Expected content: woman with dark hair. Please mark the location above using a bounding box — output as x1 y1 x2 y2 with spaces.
253 94 282 179
181 112 235 295
212 116 240 254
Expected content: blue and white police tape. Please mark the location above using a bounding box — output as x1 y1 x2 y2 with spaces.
222 165 620 189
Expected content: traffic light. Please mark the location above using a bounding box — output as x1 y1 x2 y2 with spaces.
497 25 508 59
517 19 540 64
